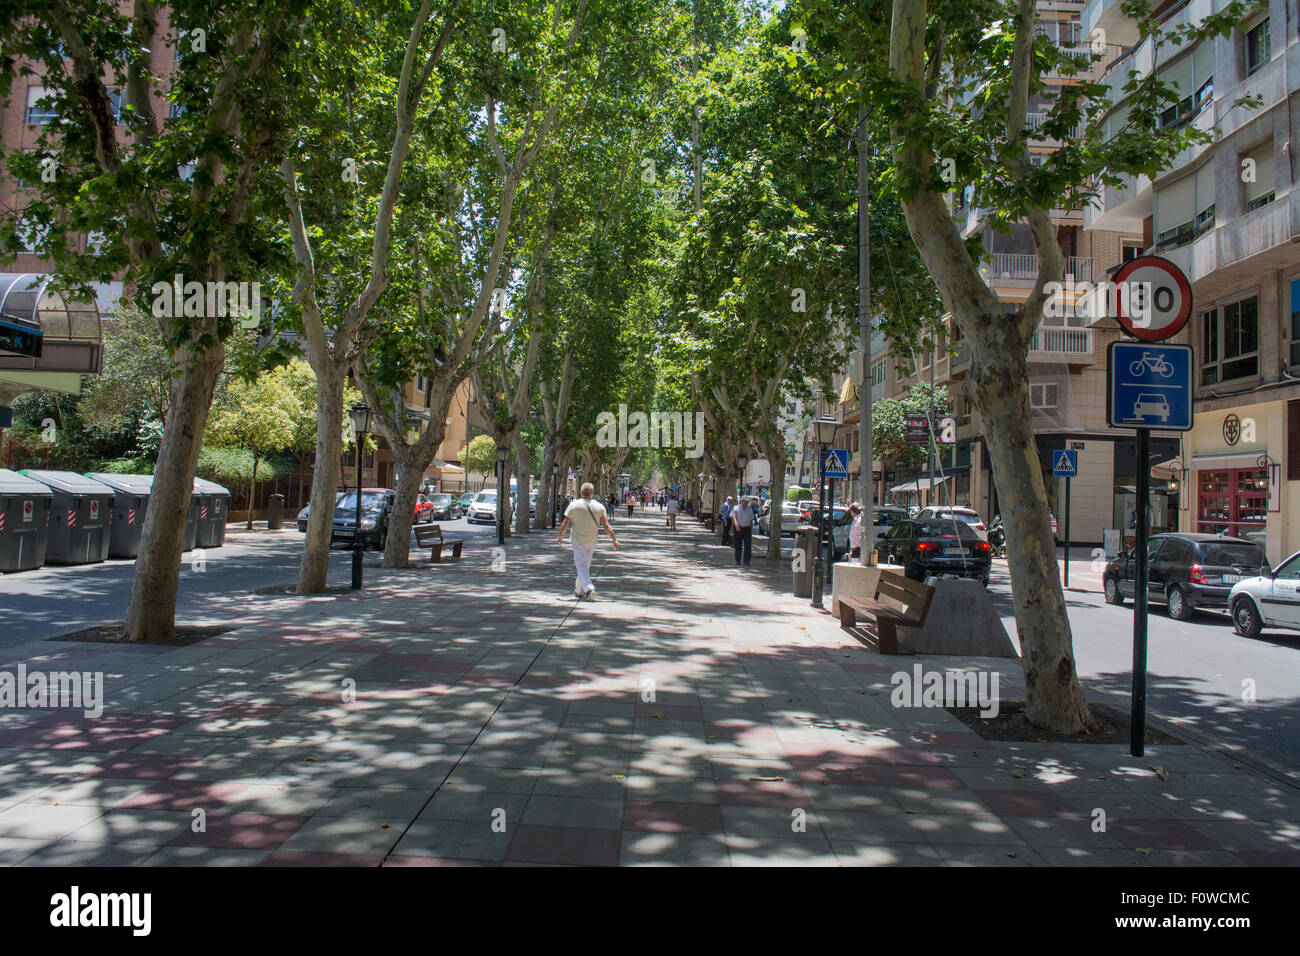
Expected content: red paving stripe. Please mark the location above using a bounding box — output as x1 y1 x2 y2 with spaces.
623 801 725 834
505 824 621 866
83 754 199 779
119 781 251 811
383 856 500 867
970 789 1079 818
168 812 309 850
261 850 386 867
1107 819 1224 852
788 763 966 789
714 779 808 807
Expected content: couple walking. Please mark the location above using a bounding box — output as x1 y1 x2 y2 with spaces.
556 482 620 599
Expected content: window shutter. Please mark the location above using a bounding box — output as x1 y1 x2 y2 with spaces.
1244 141 1275 202
1192 40 1214 89
1157 175 1196 232
1160 54 1194 97
1289 400 1300 481
1195 162 1216 214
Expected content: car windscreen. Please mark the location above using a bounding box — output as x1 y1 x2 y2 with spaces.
1197 541 1266 567
338 492 387 511
430 494 453 504
915 521 981 539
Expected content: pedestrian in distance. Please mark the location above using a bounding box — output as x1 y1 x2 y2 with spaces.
666 495 678 530
720 495 735 545
848 502 863 559
731 496 755 566
557 482 620 600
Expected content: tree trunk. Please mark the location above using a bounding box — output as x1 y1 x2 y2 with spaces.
534 435 555 530
298 362 344 593
382 443 427 569
762 439 786 559
123 344 224 642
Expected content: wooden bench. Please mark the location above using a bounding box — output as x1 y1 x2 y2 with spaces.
414 523 463 562
837 572 935 654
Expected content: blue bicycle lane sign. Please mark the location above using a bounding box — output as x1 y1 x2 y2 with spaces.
1107 340 1193 430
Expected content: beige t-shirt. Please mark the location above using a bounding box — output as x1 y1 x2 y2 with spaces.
565 498 606 546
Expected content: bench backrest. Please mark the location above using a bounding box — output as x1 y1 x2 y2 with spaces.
874 573 935 625
414 523 444 543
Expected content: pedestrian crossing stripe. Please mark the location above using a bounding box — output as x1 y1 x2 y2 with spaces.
1053 450 1077 477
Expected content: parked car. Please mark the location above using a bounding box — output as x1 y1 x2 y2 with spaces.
297 492 346 532
760 500 805 537
331 489 396 551
1227 550 1300 638
878 518 993 586
457 491 477 516
466 490 514 525
413 495 435 524
873 505 910 530
422 493 457 521
916 506 987 539
1103 532 1266 621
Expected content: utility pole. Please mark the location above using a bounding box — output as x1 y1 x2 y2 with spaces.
857 107 873 566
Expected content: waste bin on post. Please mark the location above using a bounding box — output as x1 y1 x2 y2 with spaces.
193 477 231 547
0 469 52 572
22 470 114 565
792 524 817 598
266 493 285 531
87 473 153 558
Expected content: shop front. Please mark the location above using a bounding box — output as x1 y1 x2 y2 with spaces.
1179 399 1290 564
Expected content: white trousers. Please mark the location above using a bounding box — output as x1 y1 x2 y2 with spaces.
572 544 596 593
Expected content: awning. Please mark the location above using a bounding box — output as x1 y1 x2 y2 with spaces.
435 463 465 474
890 475 952 494
1190 451 1267 471
838 377 855 404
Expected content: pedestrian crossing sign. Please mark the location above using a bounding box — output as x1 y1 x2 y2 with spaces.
823 449 849 479
1052 449 1078 477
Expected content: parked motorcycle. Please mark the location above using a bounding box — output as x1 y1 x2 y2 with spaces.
988 515 1007 559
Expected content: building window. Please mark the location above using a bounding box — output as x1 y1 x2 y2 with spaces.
1245 18 1271 77
1290 280 1300 369
1201 296 1259 384
1157 43 1213 129
1030 383 1059 410
1155 162 1214 250
1242 140 1275 213
1197 468 1267 541
1122 242 1144 262
870 360 885 387
25 86 57 124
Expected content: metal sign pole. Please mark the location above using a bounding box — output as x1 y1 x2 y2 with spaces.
1064 476 1071 588
1131 427 1150 757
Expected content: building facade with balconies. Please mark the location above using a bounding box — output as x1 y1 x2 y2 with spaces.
1082 0 1300 561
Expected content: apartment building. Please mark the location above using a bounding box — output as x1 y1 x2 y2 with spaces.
1081 0 1299 561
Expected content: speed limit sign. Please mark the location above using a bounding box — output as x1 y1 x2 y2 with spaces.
1113 255 1193 342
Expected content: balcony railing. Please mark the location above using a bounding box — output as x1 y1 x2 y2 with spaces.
1026 111 1083 141
1030 327 1094 355
981 253 1095 282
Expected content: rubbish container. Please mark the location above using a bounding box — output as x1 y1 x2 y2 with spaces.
792 525 817 598
193 477 231 547
0 468 52 572
87 472 153 558
266 493 285 531
22 470 114 565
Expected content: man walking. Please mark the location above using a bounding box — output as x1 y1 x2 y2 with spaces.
720 495 735 545
732 496 755 566
557 482 620 599
848 502 863 559
666 495 678 530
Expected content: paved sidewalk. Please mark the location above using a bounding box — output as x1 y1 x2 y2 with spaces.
1 512 1298 866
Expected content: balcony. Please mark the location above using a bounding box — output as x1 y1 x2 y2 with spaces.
1044 42 1130 84
1082 0 1142 49
980 253 1095 286
1029 326 1095 364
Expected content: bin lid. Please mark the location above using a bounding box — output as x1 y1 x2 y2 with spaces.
21 469 114 495
85 472 154 494
0 468 53 495
193 477 230 495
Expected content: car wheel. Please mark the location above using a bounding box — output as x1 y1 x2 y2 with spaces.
375 526 388 552
1167 585 1193 621
1232 598 1262 639
1103 576 1124 605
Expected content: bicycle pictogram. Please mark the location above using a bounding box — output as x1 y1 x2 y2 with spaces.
1129 351 1174 378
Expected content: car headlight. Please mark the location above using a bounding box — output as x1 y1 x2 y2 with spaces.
360 517 379 529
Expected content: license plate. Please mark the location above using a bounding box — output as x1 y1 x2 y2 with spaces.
943 547 966 556
1222 574 1242 584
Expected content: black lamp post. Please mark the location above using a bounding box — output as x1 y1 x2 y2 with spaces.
348 402 371 590
811 415 839 608
550 462 560 528
496 443 509 545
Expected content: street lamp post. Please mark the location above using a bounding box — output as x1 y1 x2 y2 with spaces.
348 403 371 590
811 415 839 608
495 444 509 545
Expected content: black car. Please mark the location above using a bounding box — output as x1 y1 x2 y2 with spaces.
298 492 346 533
1103 532 1266 620
879 518 993 586
331 489 396 551
426 493 458 521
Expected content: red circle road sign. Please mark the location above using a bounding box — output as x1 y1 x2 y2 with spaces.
1113 255 1193 341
